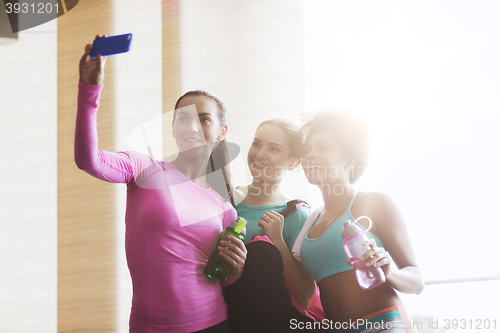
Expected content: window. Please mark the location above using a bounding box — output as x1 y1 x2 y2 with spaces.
304 1 500 331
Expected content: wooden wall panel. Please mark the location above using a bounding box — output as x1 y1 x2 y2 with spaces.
57 0 117 331
162 0 181 161
58 0 165 331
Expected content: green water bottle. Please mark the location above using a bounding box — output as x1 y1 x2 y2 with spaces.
204 217 247 282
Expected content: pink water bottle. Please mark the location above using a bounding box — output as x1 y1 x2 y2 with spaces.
341 216 385 290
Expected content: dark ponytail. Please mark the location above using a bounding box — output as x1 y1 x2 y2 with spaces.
208 141 235 207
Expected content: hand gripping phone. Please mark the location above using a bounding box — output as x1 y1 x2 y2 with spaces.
90 33 133 58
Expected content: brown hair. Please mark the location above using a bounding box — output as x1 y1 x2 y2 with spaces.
257 118 303 158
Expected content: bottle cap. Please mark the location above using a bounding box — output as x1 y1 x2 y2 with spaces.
229 217 247 235
341 216 373 241
341 220 363 239
234 217 247 234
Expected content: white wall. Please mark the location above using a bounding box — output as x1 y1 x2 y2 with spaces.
0 20 57 333
179 0 308 196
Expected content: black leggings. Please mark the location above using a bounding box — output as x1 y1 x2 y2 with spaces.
224 241 327 333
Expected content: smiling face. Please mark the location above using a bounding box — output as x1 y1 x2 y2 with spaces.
247 124 299 181
172 95 227 158
302 130 354 186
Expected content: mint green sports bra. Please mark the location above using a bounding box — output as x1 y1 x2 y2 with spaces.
300 193 385 283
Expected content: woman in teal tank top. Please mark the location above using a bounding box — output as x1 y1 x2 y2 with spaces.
297 110 424 332
224 118 326 332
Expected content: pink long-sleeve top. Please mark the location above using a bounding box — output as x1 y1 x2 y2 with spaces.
75 81 239 333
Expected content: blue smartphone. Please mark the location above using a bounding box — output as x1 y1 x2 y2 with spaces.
90 33 133 58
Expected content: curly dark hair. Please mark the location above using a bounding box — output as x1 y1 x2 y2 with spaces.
300 109 371 184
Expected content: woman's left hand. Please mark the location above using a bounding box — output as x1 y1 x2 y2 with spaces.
219 235 247 276
358 239 395 278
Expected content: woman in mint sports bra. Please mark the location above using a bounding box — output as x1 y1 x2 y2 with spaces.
224 118 326 332
296 110 424 332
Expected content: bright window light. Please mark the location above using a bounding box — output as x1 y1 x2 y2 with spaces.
304 0 500 329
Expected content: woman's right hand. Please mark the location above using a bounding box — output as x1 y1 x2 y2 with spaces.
79 34 107 85
258 211 286 247
218 235 247 277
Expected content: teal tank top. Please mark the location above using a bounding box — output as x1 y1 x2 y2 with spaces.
300 193 385 283
236 201 310 251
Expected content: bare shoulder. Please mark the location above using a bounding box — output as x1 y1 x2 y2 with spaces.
354 191 396 212
353 191 403 234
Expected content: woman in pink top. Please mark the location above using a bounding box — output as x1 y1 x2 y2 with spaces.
75 35 247 333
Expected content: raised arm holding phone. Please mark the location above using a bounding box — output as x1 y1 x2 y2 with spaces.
76 34 247 333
